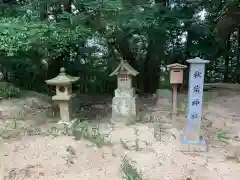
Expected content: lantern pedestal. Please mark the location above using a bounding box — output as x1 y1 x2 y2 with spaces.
59 101 72 122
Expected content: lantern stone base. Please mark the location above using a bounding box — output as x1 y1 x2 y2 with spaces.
56 118 79 133
57 118 76 127
111 96 139 124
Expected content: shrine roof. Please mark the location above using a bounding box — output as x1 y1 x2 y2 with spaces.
109 60 139 76
46 67 79 85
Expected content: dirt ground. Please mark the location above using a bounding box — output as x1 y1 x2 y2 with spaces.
1 87 240 180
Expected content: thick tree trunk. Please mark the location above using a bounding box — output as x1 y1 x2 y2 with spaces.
113 30 161 94
180 29 193 92
63 0 72 13
40 2 48 20
236 29 240 83
47 54 64 80
113 31 137 67
143 39 159 93
113 31 143 92
224 34 231 82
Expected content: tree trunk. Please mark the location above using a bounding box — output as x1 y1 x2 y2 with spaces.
47 55 64 80
40 2 48 20
236 29 240 83
63 0 72 13
143 39 159 93
224 34 231 82
113 30 137 67
113 31 143 92
180 28 193 92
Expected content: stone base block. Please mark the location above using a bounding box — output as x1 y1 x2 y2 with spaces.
179 134 208 152
114 88 135 97
57 118 79 131
111 96 139 124
178 143 208 152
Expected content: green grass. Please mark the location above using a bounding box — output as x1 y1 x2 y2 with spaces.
73 121 111 148
121 156 143 180
0 82 21 99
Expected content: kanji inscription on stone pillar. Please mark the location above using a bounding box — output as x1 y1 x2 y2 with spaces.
180 57 209 144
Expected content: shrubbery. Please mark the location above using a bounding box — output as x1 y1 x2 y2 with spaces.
0 82 21 99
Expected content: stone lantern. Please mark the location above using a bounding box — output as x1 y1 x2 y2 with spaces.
109 60 139 124
45 67 79 125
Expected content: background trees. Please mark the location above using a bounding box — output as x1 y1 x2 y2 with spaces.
0 0 239 94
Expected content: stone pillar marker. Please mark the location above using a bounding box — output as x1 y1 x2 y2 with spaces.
109 60 139 124
46 67 79 126
180 57 209 145
166 63 187 116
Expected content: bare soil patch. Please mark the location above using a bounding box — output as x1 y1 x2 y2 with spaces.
1 89 240 180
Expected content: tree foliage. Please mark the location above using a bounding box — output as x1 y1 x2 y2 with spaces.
0 0 240 94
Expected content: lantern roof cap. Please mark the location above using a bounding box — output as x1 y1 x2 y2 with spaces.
46 67 79 85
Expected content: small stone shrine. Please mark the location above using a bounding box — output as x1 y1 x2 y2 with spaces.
46 67 79 126
109 60 139 124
